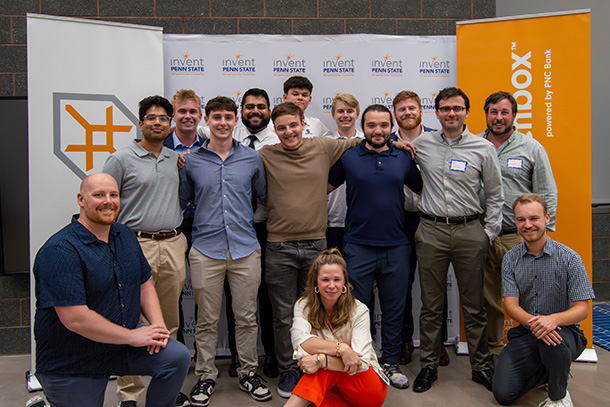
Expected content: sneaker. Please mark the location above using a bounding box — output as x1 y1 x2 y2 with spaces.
175 392 191 407
539 390 573 407
382 363 410 389
239 371 272 401
277 370 300 398
118 402 137 407
190 378 216 407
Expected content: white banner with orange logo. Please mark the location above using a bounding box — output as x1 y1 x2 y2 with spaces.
163 34 456 132
456 10 594 361
27 14 164 387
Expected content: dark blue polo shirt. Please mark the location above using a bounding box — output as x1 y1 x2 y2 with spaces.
34 216 151 377
329 140 422 246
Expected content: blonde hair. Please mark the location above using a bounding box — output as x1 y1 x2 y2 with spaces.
301 248 355 331
171 89 202 113
331 93 360 115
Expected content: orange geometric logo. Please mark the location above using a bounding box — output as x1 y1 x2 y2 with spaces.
64 105 132 171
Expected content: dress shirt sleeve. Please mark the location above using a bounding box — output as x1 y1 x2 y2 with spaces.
531 143 558 232
566 252 596 302
34 245 87 309
328 158 346 188
291 299 317 360
102 154 125 190
501 250 520 298
349 302 375 373
252 154 268 204
481 144 504 242
178 165 194 210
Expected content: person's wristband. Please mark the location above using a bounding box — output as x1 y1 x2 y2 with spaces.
336 341 342 358
324 353 328 369
316 353 321 369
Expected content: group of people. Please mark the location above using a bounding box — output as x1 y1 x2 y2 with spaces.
33 75 594 407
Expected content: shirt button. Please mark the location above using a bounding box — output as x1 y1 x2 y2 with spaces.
223 194 227 198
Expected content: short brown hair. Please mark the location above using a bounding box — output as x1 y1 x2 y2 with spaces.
483 91 518 114
204 96 237 117
171 89 202 113
393 90 422 110
512 193 548 215
271 102 303 123
331 93 360 115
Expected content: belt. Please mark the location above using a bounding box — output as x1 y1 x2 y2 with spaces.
405 211 421 218
499 227 518 236
132 228 182 240
420 213 479 224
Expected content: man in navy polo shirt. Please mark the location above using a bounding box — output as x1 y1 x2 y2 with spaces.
328 104 422 390
33 173 190 407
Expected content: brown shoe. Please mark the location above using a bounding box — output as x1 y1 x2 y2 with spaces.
398 342 412 365
439 345 450 366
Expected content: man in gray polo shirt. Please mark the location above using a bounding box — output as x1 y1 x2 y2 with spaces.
411 87 503 393
479 91 557 359
103 95 187 407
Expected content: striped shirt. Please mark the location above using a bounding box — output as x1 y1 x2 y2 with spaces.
502 237 595 316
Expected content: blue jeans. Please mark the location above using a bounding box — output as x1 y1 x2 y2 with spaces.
265 239 326 372
343 242 410 364
37 338 190 407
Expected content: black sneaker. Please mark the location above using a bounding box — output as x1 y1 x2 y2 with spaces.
175 391 191 406
276 370 300 398
239 371 272 401
190 378 216 407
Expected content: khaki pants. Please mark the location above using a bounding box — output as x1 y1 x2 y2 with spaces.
484 232 522 355
117 233 187 402
190 246 261 381
416 218 490 370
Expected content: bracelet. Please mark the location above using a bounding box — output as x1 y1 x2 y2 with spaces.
335 341 342 358
324 353 328 370
316 353 321 369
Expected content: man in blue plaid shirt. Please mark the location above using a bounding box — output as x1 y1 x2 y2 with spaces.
493 193 594 407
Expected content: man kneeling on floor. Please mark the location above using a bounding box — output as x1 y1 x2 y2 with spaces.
33 173 191 407
493 193 595 407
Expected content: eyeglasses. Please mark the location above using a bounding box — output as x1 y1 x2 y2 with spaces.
438 106 466 113
143 114 171 123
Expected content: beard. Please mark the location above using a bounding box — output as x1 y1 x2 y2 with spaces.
243 114 270 132
398 115 422 131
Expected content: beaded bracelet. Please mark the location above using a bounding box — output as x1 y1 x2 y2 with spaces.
335 341 342 358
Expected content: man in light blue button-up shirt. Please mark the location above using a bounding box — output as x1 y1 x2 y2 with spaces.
179 96 271 405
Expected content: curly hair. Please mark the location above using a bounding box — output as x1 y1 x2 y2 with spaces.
300 248 356 331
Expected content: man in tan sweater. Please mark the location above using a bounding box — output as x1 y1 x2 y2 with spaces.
258 102 359 398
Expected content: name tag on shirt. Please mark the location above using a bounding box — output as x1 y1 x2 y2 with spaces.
450 159 467 172
507 158 523 169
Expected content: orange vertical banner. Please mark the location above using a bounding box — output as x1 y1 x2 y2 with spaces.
456 10 595 361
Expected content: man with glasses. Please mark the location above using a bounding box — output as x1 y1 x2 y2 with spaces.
103 95 188 407
411 87 503 393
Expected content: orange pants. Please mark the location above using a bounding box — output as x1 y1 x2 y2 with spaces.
292 366 388 407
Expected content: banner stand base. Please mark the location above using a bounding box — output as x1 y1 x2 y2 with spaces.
26 370 42 392
457 342 598 363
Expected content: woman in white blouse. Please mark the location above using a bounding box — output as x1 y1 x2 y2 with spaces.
285 248 388 407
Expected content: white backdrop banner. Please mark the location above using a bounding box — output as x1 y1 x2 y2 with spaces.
27 14 164 387
163 33 461 352
163 34 456 131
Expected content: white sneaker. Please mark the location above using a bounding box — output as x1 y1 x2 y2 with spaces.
381 363 410 389
539 390 573 407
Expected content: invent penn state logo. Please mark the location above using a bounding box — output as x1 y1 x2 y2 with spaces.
53 93 140 179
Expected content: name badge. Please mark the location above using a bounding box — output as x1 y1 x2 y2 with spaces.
450 159 467 172
507 158 523 169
